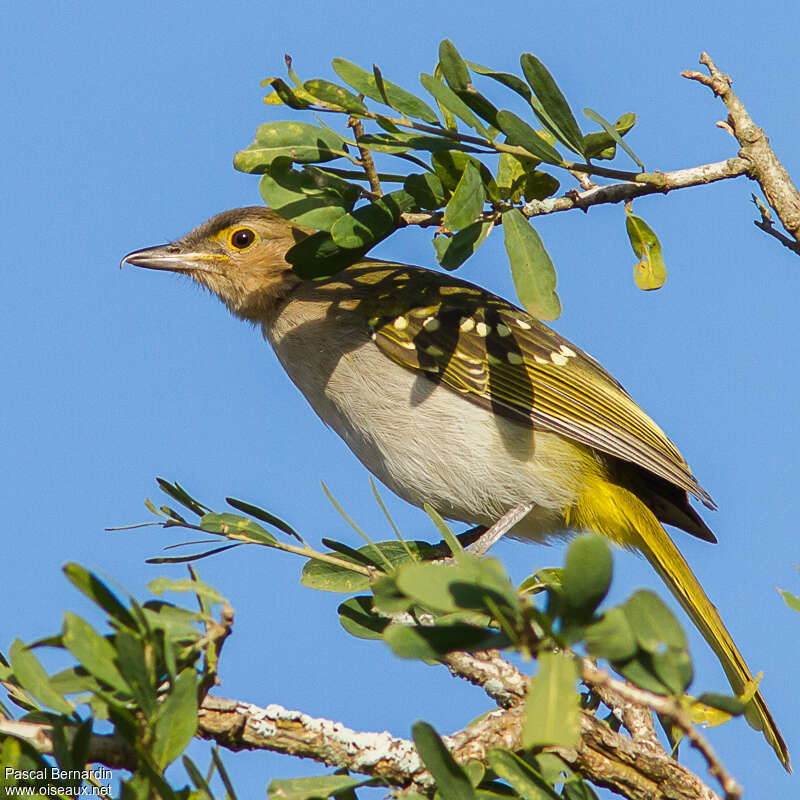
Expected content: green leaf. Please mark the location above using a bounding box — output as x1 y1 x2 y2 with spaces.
443 162 485 231
625 213 666 290
613 652 669 695
62 564 138 631
359 132 482 155
148 576 225 605
301 560 371 594
302 540 436 593
383 622 508 659
234 121 345 173
496 152 536 202
397 557 518 615
114 631 156 717
522 651 580 749
430 151 496 198
651 647 693 695
62 613 127 693
439 40 470 91
225 497 302 541
582 112 636 161
258 159 359 231
561 781 600 800
330 190 416 250
467 62 532 103
303 79 367 114
405 172 449 210
152 669 198 768
523 172 560 202
420 73 489 137
183 755 214 799
464 761 485 787
8 639 73 715
286 231 367 280
495 111 562 165
519 54 585 157
338 596 389 640
372 574 414 614
156 478 209 516
412 721 476 800
502 209 561 320
561 535 612 620
583 108 642 169
142 602 204 642
623 590 687 653
331 58 439 124
434 221 493 270
266 78 314 110
695 692 746 717
584 608 638 662
488 749 560 800
200 512 277 545
268 774 368 800
778 588 800 613
423 503 463 559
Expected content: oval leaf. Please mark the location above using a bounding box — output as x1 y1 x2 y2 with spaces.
152 668 198 769
443 161 484 232
495 111 562 165
519 54 585 157
433 220 493 271
332 58 439 124
234 121 345 173
303 79 367 114
624 590 687 653
562 535 612 619
522 650 580 749
439 39 470 92
502 209 561 320
412 721 476 800
625 213 666 290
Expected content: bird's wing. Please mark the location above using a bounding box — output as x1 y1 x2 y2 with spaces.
348 262 714 509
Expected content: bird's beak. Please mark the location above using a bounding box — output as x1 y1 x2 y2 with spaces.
120 244 218 273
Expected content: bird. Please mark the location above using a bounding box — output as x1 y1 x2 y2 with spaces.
122 205 788 769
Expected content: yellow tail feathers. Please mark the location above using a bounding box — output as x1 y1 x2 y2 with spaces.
569 477 790 771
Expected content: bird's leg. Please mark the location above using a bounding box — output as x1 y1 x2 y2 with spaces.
468 501 536 557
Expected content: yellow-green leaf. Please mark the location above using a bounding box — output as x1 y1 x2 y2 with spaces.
625 212 666 290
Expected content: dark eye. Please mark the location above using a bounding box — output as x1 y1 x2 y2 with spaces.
230 228 256 250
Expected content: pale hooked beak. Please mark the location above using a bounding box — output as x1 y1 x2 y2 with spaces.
120 244 217 273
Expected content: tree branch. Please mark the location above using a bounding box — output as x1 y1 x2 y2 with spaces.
196 695 721 800
580 661 741 800
683 52 800 248
400 158 750 228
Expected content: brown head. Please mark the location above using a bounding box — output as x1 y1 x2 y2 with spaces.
121 206 308 322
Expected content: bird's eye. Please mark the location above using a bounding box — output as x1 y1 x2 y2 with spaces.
229 228 256 250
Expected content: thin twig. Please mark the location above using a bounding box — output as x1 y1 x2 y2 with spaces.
348 116 383 197
399 157 749 229
683 52 800 250
581 661 741 800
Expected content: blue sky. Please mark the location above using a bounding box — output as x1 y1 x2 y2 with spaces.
2 1 799 796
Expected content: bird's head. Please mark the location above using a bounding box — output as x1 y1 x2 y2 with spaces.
121 206 308 322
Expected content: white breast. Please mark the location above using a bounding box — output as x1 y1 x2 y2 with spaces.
265 294 590 542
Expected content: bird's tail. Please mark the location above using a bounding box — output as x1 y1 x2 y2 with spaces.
570 478 790 771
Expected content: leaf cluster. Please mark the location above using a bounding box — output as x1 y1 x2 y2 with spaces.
0 564 235 800
128 482 747 800
233 41 662 319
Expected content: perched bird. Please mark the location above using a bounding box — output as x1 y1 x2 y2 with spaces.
123 205 788 768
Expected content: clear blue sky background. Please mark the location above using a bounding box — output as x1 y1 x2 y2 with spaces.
2 2 799 797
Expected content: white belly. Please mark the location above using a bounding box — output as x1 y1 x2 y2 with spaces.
266 297 590 542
